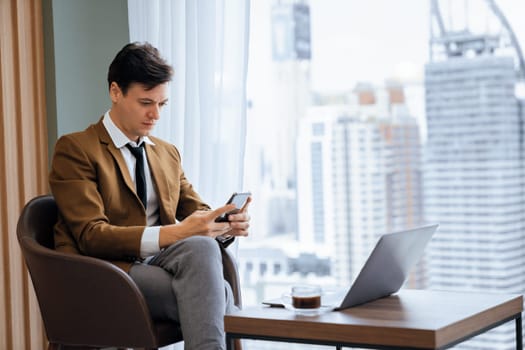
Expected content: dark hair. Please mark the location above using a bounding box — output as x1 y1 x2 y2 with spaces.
107 42 173 94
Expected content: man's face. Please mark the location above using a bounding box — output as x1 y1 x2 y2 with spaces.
109 82 169 142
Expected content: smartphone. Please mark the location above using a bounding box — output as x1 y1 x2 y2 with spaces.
215 192 251 222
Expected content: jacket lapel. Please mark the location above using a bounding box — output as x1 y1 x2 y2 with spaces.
94 120 137 197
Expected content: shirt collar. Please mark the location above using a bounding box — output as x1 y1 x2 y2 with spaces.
103 111 155 148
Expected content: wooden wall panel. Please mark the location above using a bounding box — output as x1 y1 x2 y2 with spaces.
0 0 49 349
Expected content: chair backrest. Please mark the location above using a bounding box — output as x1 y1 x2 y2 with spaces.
17 195 57 249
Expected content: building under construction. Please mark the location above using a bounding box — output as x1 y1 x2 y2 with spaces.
424 1 525 349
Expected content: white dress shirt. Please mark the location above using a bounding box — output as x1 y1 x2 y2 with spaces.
102 111 161 258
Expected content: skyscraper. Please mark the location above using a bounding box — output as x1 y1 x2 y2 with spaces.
297 84 424 286
424 1 525 348
244 0 312 239
270 0 311 191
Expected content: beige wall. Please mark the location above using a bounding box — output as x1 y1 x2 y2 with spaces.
43 0 129 151
0 0 49 348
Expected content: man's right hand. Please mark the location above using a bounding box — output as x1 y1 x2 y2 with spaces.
158 204 236 248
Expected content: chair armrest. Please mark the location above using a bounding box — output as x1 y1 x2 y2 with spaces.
220 244 242 308
19 237 159 348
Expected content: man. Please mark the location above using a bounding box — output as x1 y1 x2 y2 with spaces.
49 42 251 350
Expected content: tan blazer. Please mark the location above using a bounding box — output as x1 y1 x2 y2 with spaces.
49 118 209 271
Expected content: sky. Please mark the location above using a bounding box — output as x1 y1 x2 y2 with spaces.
249 0 525 96
307 0 525 92
308 0 429 91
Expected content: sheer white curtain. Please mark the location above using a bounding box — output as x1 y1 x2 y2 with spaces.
128 0 250 207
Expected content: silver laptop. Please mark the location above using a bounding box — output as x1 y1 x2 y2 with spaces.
264 224 438 310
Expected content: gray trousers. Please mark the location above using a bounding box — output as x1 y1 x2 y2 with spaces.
129 236 235 350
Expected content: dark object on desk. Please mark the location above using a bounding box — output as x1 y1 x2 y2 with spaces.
17 194 243 350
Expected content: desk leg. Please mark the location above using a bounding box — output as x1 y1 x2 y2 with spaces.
226 333 235 350
516 315 522 350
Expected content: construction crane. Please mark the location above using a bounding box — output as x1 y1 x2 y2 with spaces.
429 0 525 81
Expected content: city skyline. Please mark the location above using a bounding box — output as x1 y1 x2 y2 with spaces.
242 3 525 349
248 0 525 138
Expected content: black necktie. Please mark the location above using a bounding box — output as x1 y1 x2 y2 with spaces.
126 143 147 209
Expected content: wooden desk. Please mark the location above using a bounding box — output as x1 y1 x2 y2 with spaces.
225 289 523 350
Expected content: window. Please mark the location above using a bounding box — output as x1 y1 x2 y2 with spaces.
241 1 525 349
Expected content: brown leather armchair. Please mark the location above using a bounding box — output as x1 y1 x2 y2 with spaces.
17 194 242 350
